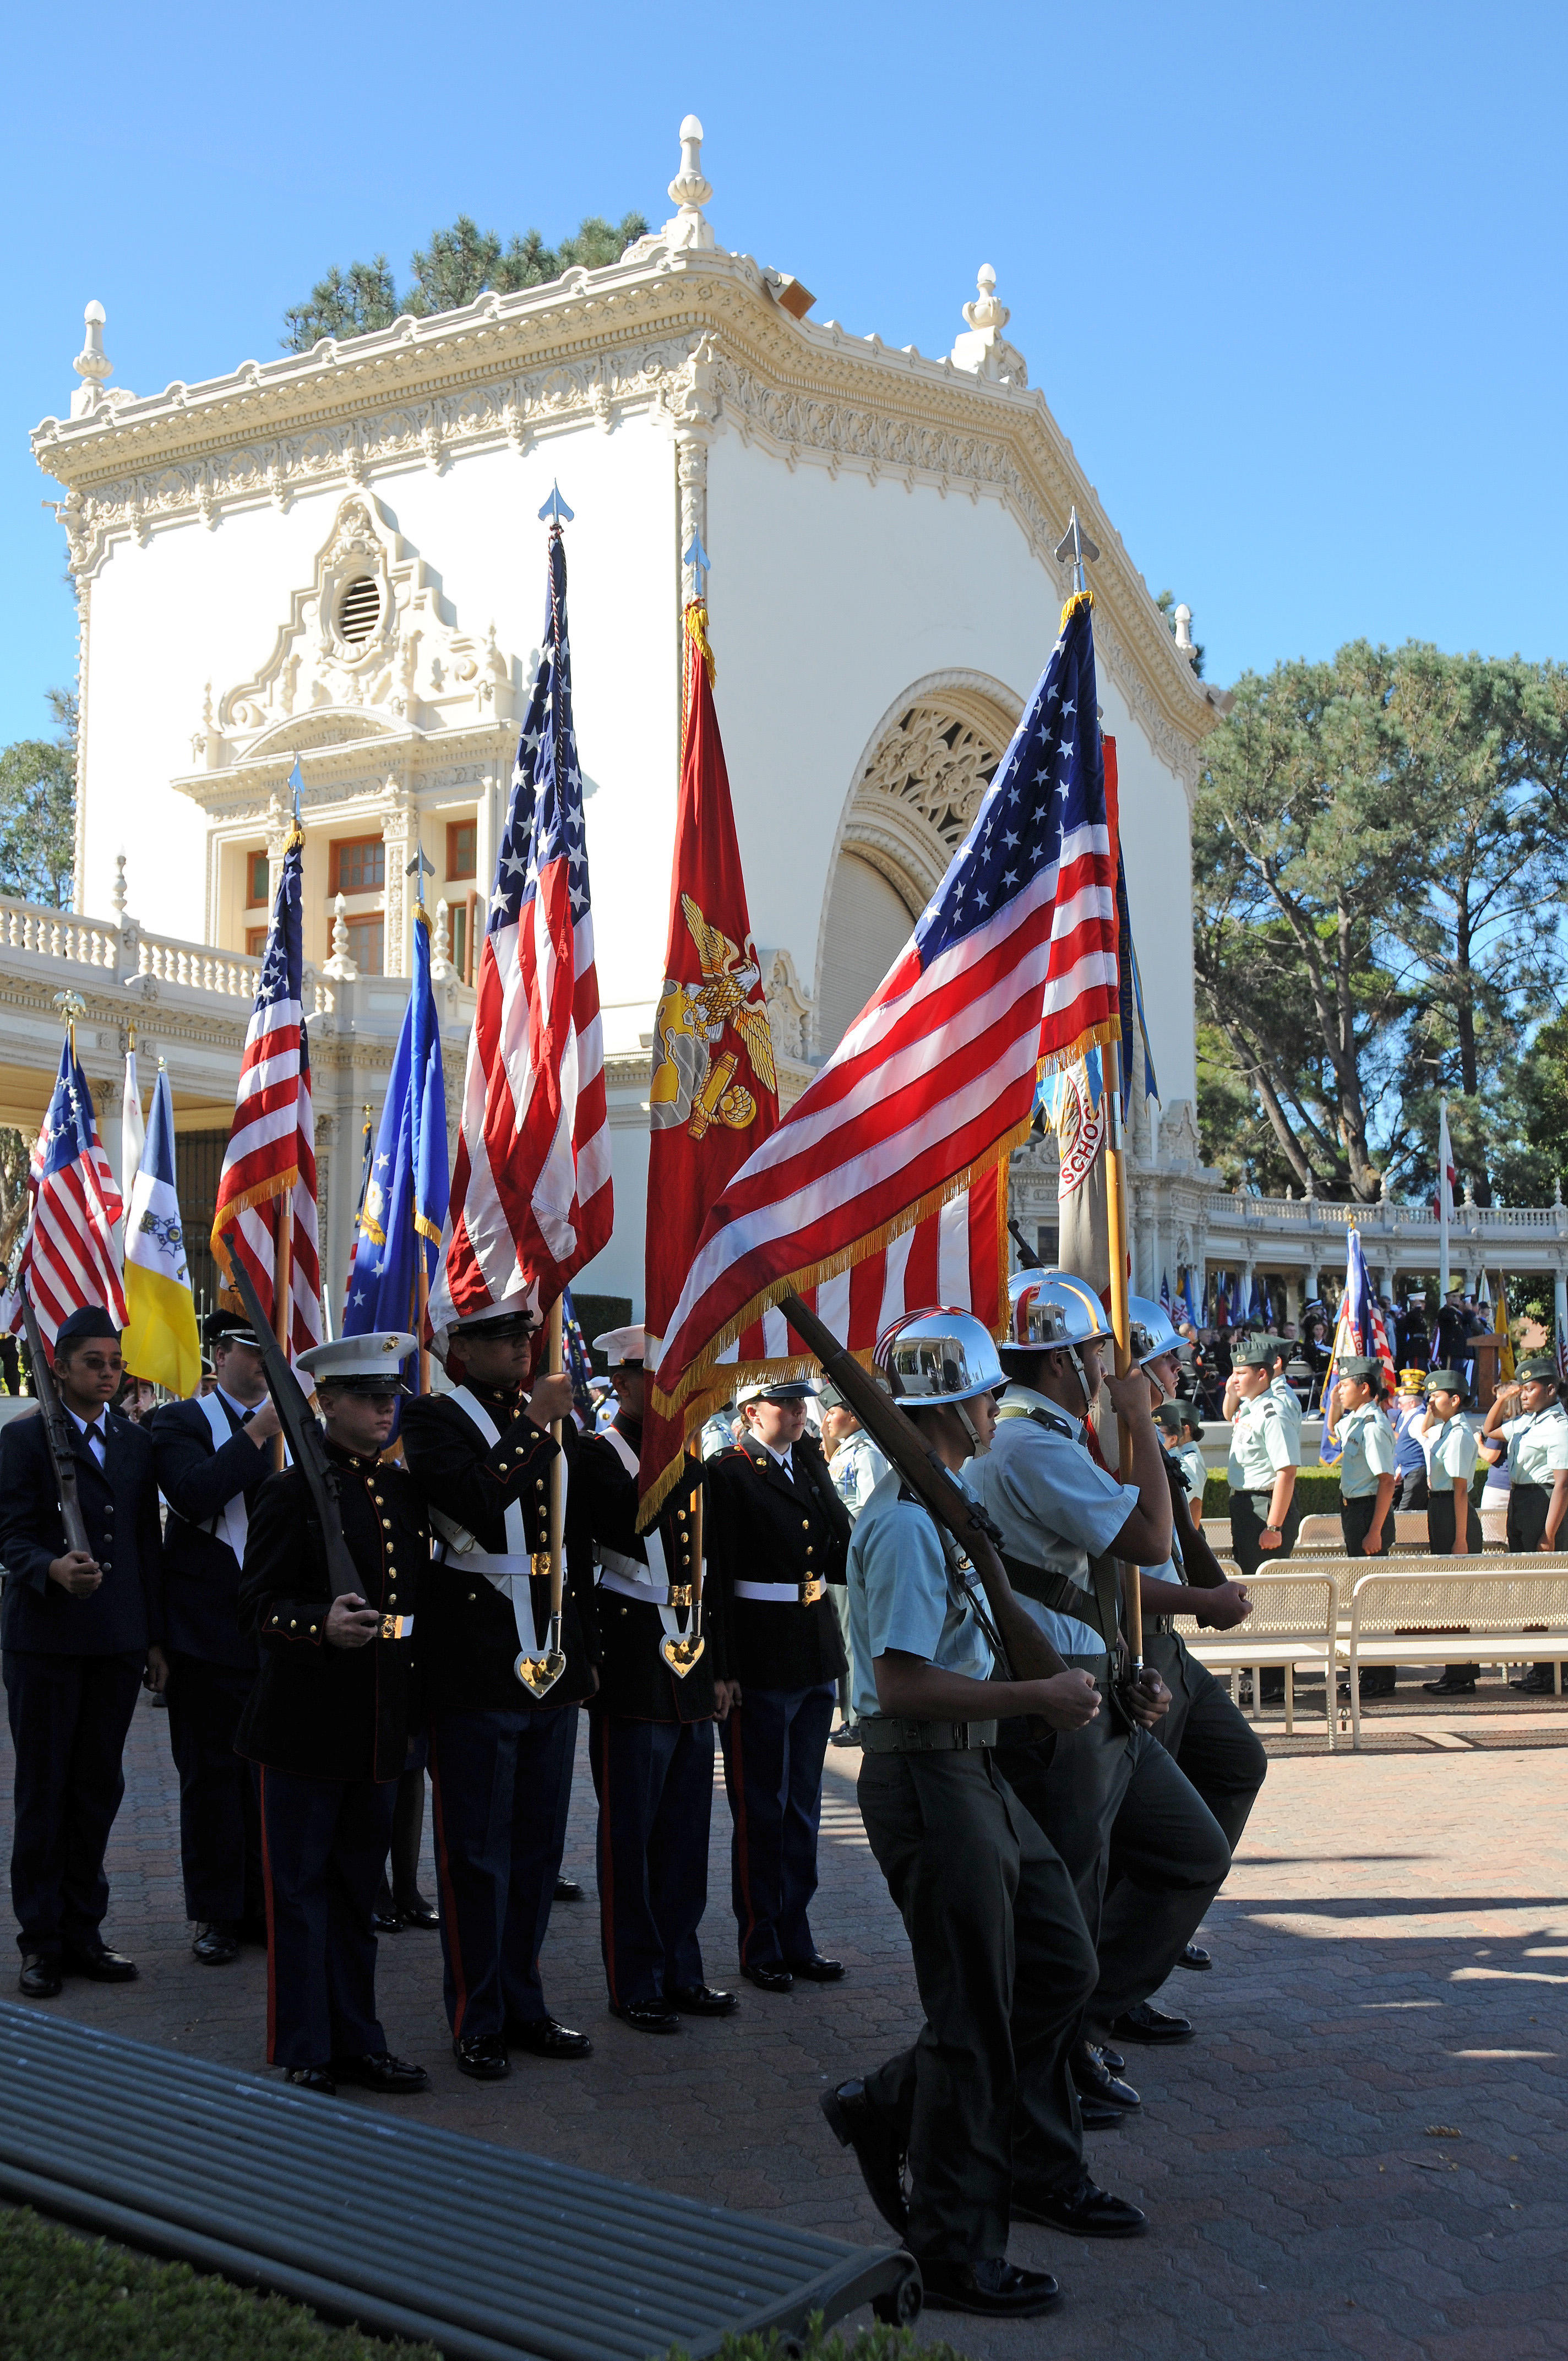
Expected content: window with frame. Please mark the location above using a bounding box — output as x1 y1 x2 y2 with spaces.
345 914 385 975
447 820 477 881
246 924 269 956
246 850 270 907
329 836 385 896
450 895 480 983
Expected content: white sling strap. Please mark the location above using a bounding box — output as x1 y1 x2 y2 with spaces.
596 1426 704 1655
439 1386 554 1655
199 1394 251 1566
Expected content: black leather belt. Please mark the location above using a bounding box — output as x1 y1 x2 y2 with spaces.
859 1716 999 1754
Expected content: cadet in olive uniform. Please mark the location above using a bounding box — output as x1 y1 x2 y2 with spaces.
1419 1369 1483 1694
966 1272 1232 2092
1480 1354 1568 1692
1225 1337 1302 1575
149 1309 279 1966
0 1305 166 1999
823 1310 1143 2322
1327 1358 1398 1558
706 1378 852 1988
236 1332 429 2095
565 1323 737 2034
400 1290 592 2079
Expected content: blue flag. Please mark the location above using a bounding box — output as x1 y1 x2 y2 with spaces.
343 909 450 1388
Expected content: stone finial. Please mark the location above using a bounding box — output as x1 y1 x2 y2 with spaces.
1556 1173 1565 1208
322 892 359 982
111 853 128 919
431 897 452 981
70 299 114 419
663 115 715 252
1173 603 1197 662
963 265 1010 336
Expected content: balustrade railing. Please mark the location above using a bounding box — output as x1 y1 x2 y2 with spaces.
0 893 334 1018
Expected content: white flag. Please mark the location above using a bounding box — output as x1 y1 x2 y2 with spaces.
122 1048 146 1209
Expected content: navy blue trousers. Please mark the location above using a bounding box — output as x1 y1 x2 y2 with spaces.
589 1706 714 2008
4 1650 143 1956
429 1704 577 2040
718 1683 835 1970
258 1766 394 2069
165 1655 262 1924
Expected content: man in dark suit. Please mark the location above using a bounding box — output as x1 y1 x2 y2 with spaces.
706 1379 851 1991
0 1304 166 1998
400 1289 594 2081
149 1311 279 1966
235 1330 429 2096
566 1322 736 2036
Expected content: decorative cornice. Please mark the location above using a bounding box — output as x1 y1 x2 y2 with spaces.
33 249 1217 756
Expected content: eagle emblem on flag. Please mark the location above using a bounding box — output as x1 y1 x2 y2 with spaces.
650 891 778 1140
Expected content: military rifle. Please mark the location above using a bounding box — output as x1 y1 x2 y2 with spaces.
18 1296 92 1560
224 1255 364 1604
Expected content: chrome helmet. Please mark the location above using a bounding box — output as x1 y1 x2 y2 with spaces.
1127 1293 1183 1368
1004 1268 1114 1354
874 1309 1005 1406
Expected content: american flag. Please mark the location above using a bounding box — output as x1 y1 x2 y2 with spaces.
429 520 611 1331
209 801 322 1354
1319 1226 1397 1462
650 592 1119 1432
9 1034 127 1350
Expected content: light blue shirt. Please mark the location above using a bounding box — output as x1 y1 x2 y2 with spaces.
965 1388 1134 1660
831 1431 891 1522
847 1471 993 1723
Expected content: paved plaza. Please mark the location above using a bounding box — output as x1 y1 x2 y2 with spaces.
2 1687 1565 2360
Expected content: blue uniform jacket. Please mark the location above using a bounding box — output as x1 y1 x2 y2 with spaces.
0 1405 164 1658
149 1395 270 1671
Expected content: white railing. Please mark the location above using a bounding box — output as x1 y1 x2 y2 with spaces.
136 937 260 998
0 893 334 1016
0 900 119 969
1200 1187 1568 1250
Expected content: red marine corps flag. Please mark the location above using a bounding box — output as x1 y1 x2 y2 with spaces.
639 600 780 1520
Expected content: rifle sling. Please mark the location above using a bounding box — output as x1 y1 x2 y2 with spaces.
999 1548 1121 1647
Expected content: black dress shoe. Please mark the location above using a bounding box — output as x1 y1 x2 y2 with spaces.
1012 2175 1148 2238
1096 2042 1125 2074
667 1983 740 2016
18 1955 62 1999
62 1945 137 1983
192 1922 240 1967
1108 2001 1194 2045
508 2015 592 2058
333 2051 431 2093
740 1962 794 1993
372 1905 402 1934
1510 1667 1556 1694
1358 1667 1396 1696
554 1874 584 1902
609 2000 681 2035
820 2080 908 2234
284 2065 336 2094
395 1896 440 1930
1070 2037 1141 2112
785 1953 846 1982
453 2032 511 2080
918 2257 1061 2317
1177 1940 1212 1971
1077 2092 1126 2130
1423 1672 1477 1694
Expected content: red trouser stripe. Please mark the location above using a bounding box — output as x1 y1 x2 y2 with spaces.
728 1708 760 1961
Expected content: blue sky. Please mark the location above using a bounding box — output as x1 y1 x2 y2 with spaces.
4 0 1565 747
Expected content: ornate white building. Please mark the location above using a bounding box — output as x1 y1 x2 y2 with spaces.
40 116 1555 1331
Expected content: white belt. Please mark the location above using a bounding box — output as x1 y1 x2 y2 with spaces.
438 1544 535 1576
734 1579 808 1603
600 1565 670 1605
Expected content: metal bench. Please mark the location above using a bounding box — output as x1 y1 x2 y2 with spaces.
1175 1573 1339 1746
1345 1568 1568 1747
0 2006 919 2359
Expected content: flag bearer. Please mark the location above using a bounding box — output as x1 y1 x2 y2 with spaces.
1480 1354 1568 1692
0 1305 166 1998
401 1291 594 2078
821 1309 1144 2321
1224 1337 1302 1575
706 1378 852 1990
150 1309 278 1965
235 1332 429 2095
1326 1358 1398 1559
1419 1369 1483 1695
565 1324 736 2034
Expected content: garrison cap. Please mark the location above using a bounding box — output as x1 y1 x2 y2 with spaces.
296 1332 415 1394
1337 1355 1381 1381
1517 1356 1560 1383
1425 1368 1468 1395
1232 1335 1277 1368
56 1305 121 1348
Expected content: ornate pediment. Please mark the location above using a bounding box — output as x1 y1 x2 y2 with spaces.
189 494 520 770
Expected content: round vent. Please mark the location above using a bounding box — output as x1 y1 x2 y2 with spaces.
337 575 382 647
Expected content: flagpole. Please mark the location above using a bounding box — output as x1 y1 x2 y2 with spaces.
1104 1034 1142 1674
1439 1096 1451 1299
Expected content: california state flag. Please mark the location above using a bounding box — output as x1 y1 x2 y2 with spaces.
639 603 780 1522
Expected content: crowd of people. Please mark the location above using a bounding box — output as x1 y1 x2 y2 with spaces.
3 1267 1562 2321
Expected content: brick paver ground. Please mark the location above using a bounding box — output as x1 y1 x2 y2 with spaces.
2 1683 1564 2360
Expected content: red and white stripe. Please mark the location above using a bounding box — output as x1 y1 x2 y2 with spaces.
14 1124 126 1351
210 954 322 1356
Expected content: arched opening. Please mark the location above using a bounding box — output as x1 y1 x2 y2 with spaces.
818 853 918 1054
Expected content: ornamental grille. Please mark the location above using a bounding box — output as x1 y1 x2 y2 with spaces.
858 704 1006 851
337 576 382 646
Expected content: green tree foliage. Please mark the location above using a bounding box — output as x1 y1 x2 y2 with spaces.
1193 642 1568 1204
282 211 650 350
0 686 77 910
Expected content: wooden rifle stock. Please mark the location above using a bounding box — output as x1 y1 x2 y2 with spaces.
19 1297 91 1560
224 1256 364 1604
